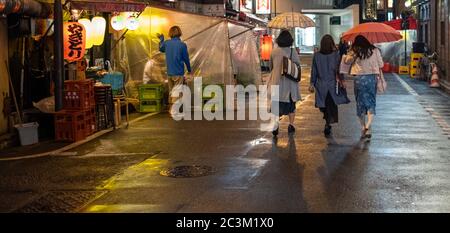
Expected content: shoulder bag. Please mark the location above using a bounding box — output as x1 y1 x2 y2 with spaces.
282 48 301 82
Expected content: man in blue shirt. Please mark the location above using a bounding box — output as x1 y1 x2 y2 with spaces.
159 26 191 111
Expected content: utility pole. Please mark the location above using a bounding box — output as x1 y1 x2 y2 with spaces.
54 0 64 111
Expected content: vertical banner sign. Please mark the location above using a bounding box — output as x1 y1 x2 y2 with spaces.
240 0 252 13
63 22 86 62
256 0 270 14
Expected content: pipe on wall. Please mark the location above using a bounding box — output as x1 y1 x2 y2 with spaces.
0 0 50 18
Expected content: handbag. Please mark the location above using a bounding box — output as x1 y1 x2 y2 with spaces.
339 54 357 75
282 48 301 82
377 69 387 93
335 74 351 104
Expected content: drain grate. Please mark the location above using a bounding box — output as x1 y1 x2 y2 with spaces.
160 165 215 178
14 190 106 213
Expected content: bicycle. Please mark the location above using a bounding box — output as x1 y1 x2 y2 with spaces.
419 51 439 82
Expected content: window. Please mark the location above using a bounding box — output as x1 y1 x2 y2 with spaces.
388 12 393 21
295 14 316 54
387 0 394 8
377 0 385 9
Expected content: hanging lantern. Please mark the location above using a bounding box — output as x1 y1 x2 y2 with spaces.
260 34 272 61
78 18 93 49
111 15 126 31
63 22 86 62
126 15 139 31
91 16 106 46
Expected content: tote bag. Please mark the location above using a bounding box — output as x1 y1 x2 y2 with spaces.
282 49 301 82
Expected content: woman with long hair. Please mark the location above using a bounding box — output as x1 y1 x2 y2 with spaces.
268 30 301 136
344 35 384 139
310 34 350 136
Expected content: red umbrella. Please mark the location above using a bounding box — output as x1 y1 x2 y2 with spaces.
342 22 403 44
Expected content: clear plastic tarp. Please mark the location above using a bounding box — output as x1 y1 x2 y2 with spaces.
112 6 261 99
229 22 262 86
377 30 417 67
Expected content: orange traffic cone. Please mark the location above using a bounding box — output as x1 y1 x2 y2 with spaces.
430 63 440 88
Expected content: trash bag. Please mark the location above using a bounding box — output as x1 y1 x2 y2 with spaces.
33 96 55 113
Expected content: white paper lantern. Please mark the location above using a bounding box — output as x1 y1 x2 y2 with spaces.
126 16 139 31
111 15 126 31
91 16 106 46
78 18 93 49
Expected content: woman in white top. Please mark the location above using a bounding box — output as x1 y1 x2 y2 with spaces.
344 35 384 139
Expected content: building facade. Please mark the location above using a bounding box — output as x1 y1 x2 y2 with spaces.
417 0 450 91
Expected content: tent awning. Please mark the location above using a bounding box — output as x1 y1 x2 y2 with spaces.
383 17 417 30
70 0 146 12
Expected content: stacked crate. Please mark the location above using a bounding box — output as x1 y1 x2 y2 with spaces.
410 53 424 78
139 84 164 113
55 79 96 142
202 84 225 112
94 85 115 130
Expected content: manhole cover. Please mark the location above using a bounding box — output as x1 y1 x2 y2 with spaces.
160 165 215 178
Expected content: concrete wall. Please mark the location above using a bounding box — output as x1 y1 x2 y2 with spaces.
0 19 9 135
330 4 360 42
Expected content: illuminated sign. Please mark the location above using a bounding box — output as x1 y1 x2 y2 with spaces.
256 0 270 14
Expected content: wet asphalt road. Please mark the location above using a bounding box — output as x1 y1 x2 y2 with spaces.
0 64 450 213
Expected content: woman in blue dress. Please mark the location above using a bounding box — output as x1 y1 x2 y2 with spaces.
310 35 350 136
344 35 384 139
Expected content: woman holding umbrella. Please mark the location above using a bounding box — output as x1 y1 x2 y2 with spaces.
344 35 384 139
268 30 301 136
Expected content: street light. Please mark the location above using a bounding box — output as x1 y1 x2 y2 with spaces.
405 0 412 8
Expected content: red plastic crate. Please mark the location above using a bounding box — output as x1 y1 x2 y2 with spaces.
64 79 95 110
382 63 391 73
54 110 86 142
84 107 96 137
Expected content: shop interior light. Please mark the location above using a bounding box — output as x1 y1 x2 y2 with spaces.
111 14 126 31
126 15 139 31
78 18 94 49
91 16 106 46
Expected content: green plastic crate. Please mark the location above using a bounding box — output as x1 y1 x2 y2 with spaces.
140 100 163 113
139 84 164 100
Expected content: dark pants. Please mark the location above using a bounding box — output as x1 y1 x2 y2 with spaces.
320 92 338 126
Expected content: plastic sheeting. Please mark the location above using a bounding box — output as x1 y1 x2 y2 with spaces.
113 6 261 99
377 30 417 67
229 22 262 86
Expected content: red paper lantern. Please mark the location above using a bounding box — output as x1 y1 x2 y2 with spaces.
260 34 272 61
63 22 86 62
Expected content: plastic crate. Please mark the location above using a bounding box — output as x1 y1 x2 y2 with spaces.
94 85 113 105
139 84 164 100
410 64 419 70
382 63 391 73
64 79 95 110
411 53 424 61
410 60 420 66
98 72 124 96
140 100 163 113
399 66 409 74
54 110 86 142
84 107 96 137
410 69 420 78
